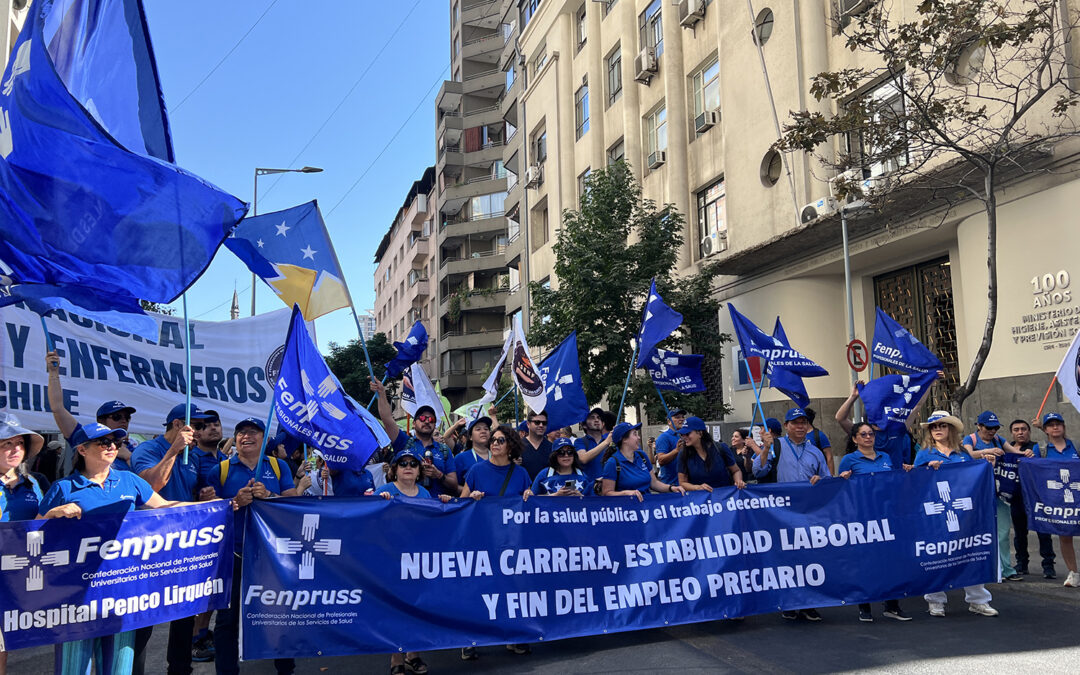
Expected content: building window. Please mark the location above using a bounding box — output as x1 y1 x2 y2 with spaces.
606 45 622 106
692 58 720 118
760 150 782 186
521 0 541 29
533 43 547 76
504 57 515 90
470 192 507 219
574 84 590 139
697 179 727 258
534 129 547 163
577 168 591 202
576 4 587 51
844 77 907 177
453 1 460 26
647 105 667 155
602 0 617 18
639 0 663 59
531 204 549 252
452 33 461 61
607 139 625 165
753 8 774 45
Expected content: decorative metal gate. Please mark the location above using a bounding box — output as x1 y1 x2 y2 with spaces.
873 257 959 416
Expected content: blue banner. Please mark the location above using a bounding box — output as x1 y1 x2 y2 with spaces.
275 306 381 471
636 279 682 368
1019 458 1080 535
384 321 429 379
0 502 233 651
857 371 939 433
767 318 809 407
871 308 943 374
994 454 1020 505
241 463 995 659
646 348 706 393
537 332 590 430
727 305 828 377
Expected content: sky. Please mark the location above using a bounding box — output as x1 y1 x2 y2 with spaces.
142 0 448 350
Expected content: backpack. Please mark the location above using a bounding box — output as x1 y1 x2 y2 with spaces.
219 456 281 487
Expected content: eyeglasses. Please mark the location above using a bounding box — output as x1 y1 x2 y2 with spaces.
90 437 119 448
530 420 547 426
555 449 575 457
857 431 876 438
235 428 261 437
416 414 436 423
491 437 508 445
105 413 130 422
192 418 219 431
397 459 421 468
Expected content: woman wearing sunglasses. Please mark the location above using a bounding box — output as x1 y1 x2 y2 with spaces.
531 437 596 497
601 422 686 501
837 422 911 622
913 411 999 619
36 422 199 675
676 417 746 492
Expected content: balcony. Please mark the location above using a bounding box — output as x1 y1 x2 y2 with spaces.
461 68 503 98
436 80 463 113
462 0 500 29
440 174 507 213
406 278 430 305
443 330 506 351
436 144 464 177
408 237 430 264
443 370 488 390
441 248 507 277
504 285 523 313
437 111 464 142
505 228 524 264
463 33 503 62
408 194 429 226
440 212 507 243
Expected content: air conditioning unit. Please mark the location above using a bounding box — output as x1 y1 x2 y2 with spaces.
679 0 706 28
634 48 658 83
839 0 873 19
800 196 839 224
694 110 720 133
700 229 728 257
524 165 543 188
647 150 667 169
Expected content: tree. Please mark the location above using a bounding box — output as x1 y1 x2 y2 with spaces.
325 332 398 406
528 161 732 421
139 300 175 315
775 0 1080 414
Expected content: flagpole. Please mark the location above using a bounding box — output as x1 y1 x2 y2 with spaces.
514 382 520 429
256 399 278 471
1035 376 1058 422
495 388 514 406
40 316 54 352
652 380 672 420
743 354 769 433
366 373 390 411
182 293 192 465
616 341 640 426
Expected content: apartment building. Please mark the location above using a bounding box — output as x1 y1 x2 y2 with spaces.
373 167 438 376
509 0 1080 428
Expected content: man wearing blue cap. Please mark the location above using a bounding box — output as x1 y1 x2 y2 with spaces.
751 407 830 622
655 409 687 487
370 378 459 498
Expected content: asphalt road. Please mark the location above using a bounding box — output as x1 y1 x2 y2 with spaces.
7 573 1079 674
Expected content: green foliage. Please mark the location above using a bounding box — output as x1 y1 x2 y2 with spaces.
528 161 731 421
325 332 399 406
139 300 175 316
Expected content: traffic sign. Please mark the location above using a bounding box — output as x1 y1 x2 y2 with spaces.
847 339 869 372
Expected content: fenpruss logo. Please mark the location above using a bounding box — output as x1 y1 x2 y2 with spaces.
922 481 973 533
915 479 991 557
1 531 71 592
1046 468 1080 504
274 514 341 580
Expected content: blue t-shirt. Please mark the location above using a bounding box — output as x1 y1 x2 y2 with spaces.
38 469 155 517
678 443 736 488
464 460 532 496
530 468 589 495
455 448 490 481
519 438 553 480
206 455 296 554
330 469 375 496
808 428 832 453
913 447 972 467
131 435 201 502
656 428 681 485
838 451 894 475
602 449 653 494
392 431 456 498
191 447 228 491
376 483 433 499
1044 439 1079 460
874 429 916 468
574 434 608 482
1 474 46 521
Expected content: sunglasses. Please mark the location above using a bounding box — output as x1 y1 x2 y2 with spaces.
192 419 220 431
491 437 508 445
530 420 547 426
555 449 575 457
397 459 421 468
89 437 120 448
416 414 436 423
857 431 876 438
105 413 131 423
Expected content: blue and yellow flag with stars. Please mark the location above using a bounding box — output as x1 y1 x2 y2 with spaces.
225 201 350 320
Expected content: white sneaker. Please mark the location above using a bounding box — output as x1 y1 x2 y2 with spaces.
928 602 945 617
1064 571 1080 587
968 603 998 617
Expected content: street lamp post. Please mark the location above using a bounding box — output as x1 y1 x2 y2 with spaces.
250 166 323 316
840 200 871 421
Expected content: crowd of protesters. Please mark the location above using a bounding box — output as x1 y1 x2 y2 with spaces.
1 354 1077 674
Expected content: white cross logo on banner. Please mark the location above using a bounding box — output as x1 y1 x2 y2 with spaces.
892 375 924 404
1 530 72 592
2 40 31 97
274 514 342 580
922 481 974 533
1046 468 1080 504
650 351 680 378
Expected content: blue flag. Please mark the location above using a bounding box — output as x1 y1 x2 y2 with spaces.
636 279 683 368
727 305 828 377
1020 459 1080 535
225 201 350 321
767 318 810 407
0 0 247 338
857 371 939 433
646 348 706 393
537 332 590 431
275 306 382 471
384 321 429 379
872 308 943 374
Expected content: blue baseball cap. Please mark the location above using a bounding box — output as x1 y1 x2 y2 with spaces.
71 422 127 447
95 400 136 418
517 420 528 432
611 422 641 445
976 411 1000 428
233 417 266 434
677 416 707 434
765 418 782 436
669 408 688 418
1043 412 1066 425
166 403 213 425
551 437 575 453
391 447 424 465
784 407 809 423
468 416 492 434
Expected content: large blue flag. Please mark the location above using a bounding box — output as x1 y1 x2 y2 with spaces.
537 332 590 431
727 305 828 377
857 371 939 433
636 279 683 368
0 0 247 338
767 318 810 407
1020 459 1080 535
275 306 382 471
225 201 349 321
384 321 428 379
872 308 943 374
646 348 706 393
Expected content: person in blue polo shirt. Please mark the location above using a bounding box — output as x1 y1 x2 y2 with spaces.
914 411 998 618
655 408 687 486
38 422 196 675
575 408 613 483
1036 412 1080 588
835 380 934 470
532 437 594 496
838 422 912 622
676 416 745 491
601 422 685 500
205 417 298 675
455 414 496 483
370 378 459 498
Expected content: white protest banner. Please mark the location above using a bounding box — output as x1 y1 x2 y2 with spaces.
0 304 291 434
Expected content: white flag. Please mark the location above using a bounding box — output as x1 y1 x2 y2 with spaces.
401 363 447 426
510 315 548 414
474 331 514 424
1055 330 1080 415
